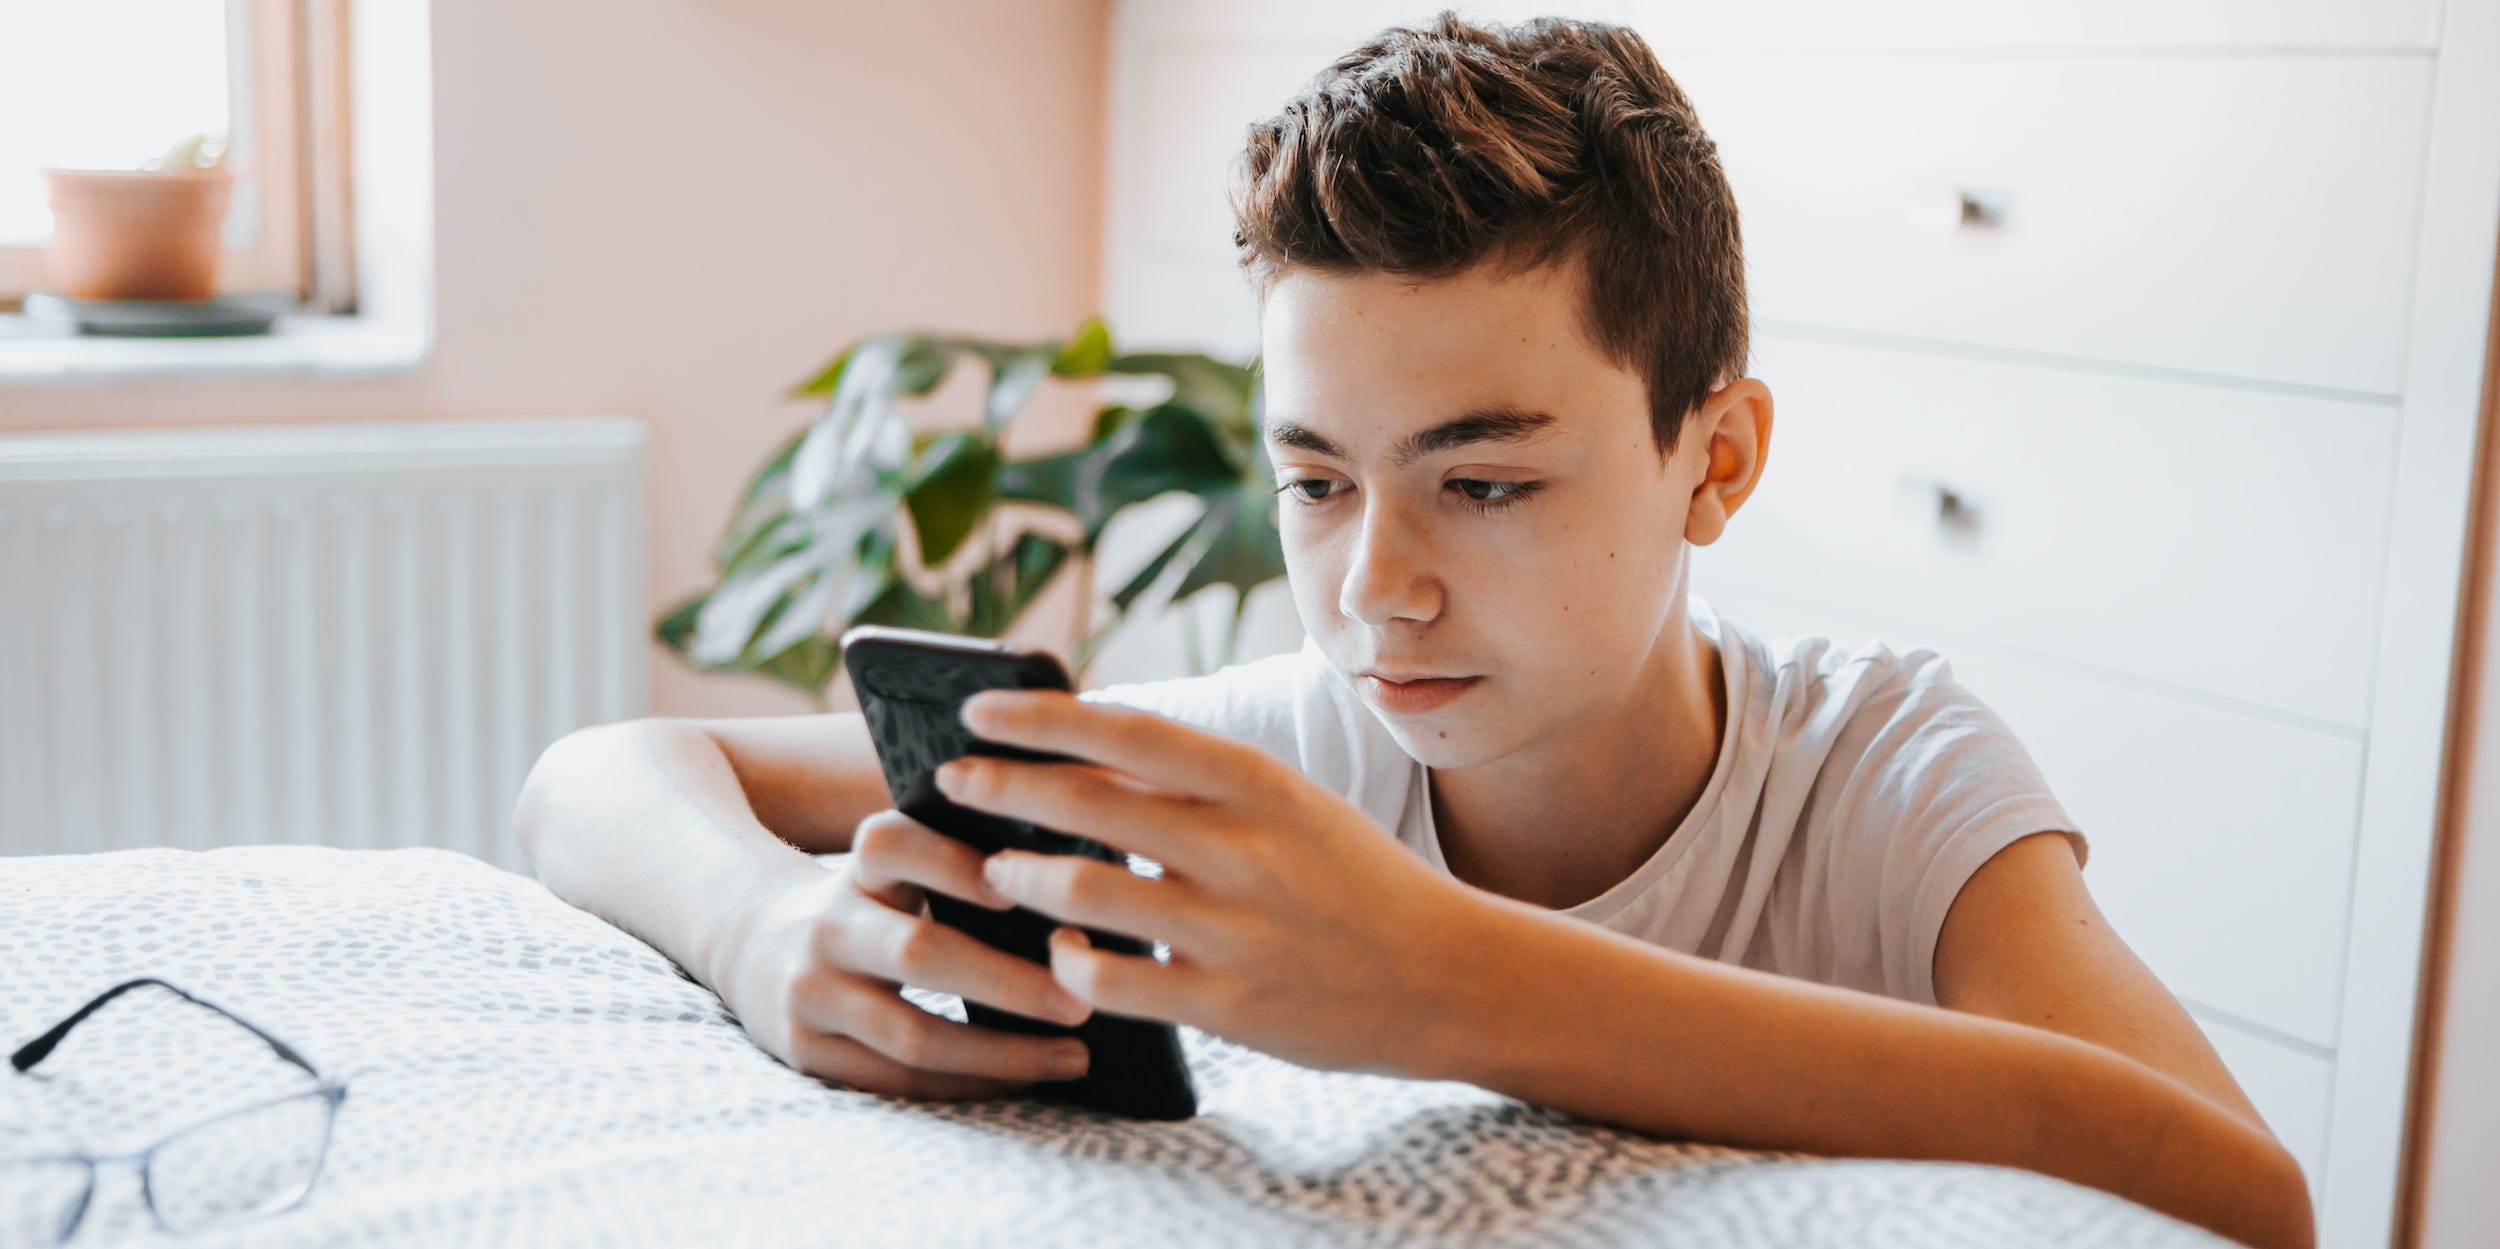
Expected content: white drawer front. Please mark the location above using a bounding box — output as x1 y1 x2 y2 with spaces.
1689 583 2361 1050
2191 1009 2335 1212
1670 55 2432 394
1119 2 2439 52
1692 335 2395 728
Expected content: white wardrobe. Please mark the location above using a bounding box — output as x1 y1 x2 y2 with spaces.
1096 4 2500 1246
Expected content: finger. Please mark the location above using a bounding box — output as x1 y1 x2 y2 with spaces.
788 1030 1026 1102
794 971 1092 1083
982 850 1222 951
825 900 1095 1027
1044 925 1198 1026
851 809 1015 910
935 754 1229 877
961 690 1274 804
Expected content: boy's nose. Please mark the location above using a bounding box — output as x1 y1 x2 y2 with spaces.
1336 506 1443 627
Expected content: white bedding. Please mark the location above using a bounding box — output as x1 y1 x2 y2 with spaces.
0 846 2229 1248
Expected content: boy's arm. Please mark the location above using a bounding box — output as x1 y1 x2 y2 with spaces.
934 693 2312 1249
1420 864 2316 1249
1930 830 2275 1134
513 713 893 990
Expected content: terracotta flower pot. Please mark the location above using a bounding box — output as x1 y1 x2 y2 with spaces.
39 166 235 302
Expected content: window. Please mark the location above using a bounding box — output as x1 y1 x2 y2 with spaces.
0 0 354 311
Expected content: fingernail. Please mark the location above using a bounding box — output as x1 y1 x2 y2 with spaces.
1047 987 1090 1025
934 760 968 793
1050 1041 1090 1078
981 855 1014 902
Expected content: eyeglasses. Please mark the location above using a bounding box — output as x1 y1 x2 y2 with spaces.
3 978 351 1247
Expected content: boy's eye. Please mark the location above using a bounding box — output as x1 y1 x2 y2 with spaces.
1453 479 1524 502
1273 477 1342 503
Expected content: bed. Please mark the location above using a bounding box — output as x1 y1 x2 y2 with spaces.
0 845 2234 1248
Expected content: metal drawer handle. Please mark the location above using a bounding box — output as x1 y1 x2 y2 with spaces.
1934 484 1976 529
1914 186 2009 231
1899 473 1983 539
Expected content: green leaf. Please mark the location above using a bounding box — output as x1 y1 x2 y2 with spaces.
1167 483 1286 606
738 426 810 507
1077 404 1238 541
903 431 1002 566
654 593 706 655
709 427 811 567
750 633 843 701
1006 531 1071 605
957 532 1062 638
684 327 1275 702
1050 318 1113 377
715 512 811 582
894 338 961 395
984 347 1053 433
689 545 824 666
1110 522 1203 612
753 528 895 659
855 574 960 634
789 344 853 399
789 337 913 511
1105 353 1258 433
1089 403 1140 444
997 448 1085 513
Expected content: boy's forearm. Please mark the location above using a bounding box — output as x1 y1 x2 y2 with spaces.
1420 896 2314 1249
512 720 829 991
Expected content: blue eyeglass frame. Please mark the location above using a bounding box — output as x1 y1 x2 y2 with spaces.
4 977 352 1246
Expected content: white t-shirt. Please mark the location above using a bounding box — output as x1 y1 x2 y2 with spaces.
1078 595 2088 1008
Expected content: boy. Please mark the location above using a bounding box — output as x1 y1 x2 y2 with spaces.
514 14 2311 1249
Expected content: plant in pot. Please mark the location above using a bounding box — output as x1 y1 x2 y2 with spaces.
658 318 1288 709
41 132 234 302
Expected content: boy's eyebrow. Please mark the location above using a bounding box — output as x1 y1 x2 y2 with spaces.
1262 405 1560 468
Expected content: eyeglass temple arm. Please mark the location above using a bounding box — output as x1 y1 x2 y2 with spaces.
10 977 320 1078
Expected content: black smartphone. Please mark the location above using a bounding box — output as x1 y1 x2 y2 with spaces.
837 623 1198 1121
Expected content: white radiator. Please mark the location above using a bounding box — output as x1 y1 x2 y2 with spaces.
0 418 647 873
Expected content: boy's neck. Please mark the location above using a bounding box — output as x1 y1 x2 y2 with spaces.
1425 610 1728 911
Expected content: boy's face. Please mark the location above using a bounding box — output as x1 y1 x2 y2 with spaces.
1258 259 1761 771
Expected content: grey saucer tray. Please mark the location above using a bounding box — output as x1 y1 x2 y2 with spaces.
24 291 285 337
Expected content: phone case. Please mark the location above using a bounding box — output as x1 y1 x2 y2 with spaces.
839 625 1199 1121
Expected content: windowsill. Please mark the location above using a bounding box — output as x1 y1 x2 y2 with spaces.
0 0 438 390
0 303 429 384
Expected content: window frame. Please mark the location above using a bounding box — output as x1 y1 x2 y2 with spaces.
0 0 353 311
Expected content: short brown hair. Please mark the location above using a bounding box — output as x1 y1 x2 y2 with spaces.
1231 12 1746 454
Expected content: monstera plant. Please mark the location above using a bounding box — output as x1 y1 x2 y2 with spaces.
657 318 1287 708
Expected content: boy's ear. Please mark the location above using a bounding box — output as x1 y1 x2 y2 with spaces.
1681 378 1774 547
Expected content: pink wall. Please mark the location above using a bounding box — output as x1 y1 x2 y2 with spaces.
0 0 1110 720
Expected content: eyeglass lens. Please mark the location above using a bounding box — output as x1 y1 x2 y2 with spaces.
6 981 341 1245
147 1090 336 1234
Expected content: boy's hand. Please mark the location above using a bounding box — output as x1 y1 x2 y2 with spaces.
936 689 1489 1077
716 815 1096 1101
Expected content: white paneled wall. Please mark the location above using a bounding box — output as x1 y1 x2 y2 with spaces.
0 419 647 874
1099 3 2500 1245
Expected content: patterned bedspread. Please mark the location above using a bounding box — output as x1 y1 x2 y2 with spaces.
0 846 2229 1248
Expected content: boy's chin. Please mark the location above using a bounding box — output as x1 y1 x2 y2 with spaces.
1374 718 1508 771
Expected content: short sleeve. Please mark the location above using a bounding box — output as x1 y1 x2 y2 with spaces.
1078 637 1415 839
1814 649 2087 1007
1077 647 1308 768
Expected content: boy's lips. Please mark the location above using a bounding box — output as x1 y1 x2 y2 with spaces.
1358 671 1482 714
1359 668 1470 684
